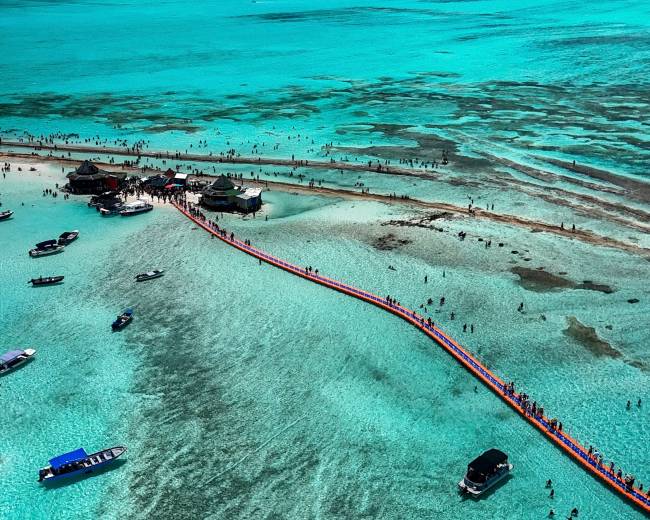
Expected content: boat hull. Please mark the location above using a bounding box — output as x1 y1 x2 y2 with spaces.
29 247 64 257
100 206 122 216
39 446 127 483
30 276 65 286
111 315 133 330
458 464 513 496
120 207 153 216
135 271 164 282
0 349 36 375
58 231 79 245
0 211 13 221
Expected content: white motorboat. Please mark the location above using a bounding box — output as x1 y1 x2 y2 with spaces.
0 348 36 375
135 269 164 282
458 449 513 496
120 200 153 216
29 240 65 257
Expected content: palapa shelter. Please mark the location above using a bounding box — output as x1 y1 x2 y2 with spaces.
200 175 262 213
66 160 126 194
144 174 170 189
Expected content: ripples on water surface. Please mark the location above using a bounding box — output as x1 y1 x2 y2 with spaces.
2 0 650 174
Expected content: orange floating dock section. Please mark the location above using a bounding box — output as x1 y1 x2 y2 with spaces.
173 201 650 514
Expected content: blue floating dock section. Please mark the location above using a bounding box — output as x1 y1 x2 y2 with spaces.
174 201 650 514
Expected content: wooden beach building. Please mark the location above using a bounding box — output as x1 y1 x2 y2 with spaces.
66 160 126 194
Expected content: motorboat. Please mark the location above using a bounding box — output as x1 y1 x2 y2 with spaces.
29 240 65 257
29 275 65 286
88 191 121 208
458 449 512 496
99 203 124 216
0 348 36 375
0 210 13 221
58 230 79 245
120 200 153 216
38 446 127 483
112 308 133 331
135 269 164 282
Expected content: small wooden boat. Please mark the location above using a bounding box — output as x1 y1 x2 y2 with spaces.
458 449 512 496
29 275 64 286
58 230 79 245
0 210 13 221
0 348 36 375
38 446 127 483
135 269 164 282
111 308 133 331
120 200 153 216
29 240 65 257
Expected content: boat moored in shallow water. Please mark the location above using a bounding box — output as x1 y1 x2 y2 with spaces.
29 275 64 286
58 230 79 245
0 349 36 375
120 200 153 216
38 446 127 483
29 240 65 257
458 449 512 496
89 191 121 208
111 308 133 330
135 269 164 282
0 210 13 221
99 203 123 216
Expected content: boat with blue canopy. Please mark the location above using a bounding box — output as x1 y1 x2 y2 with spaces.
111 308 133 331
38 446 127 483
0 348 36 375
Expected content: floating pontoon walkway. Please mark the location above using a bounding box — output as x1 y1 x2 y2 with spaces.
172 201 650 514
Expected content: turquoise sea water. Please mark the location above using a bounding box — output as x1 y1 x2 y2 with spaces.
2 0 650 177
1 1 650 518
1 163 648 519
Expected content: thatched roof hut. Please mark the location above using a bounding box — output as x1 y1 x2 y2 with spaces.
66 160 126 194
200 175 262 212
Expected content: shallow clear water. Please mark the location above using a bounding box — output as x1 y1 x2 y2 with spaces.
1 163 648 519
